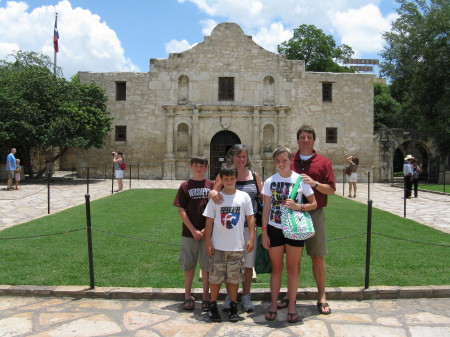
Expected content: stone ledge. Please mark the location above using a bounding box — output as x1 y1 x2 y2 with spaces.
0 285 449 301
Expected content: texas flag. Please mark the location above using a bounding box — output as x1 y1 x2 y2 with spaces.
53 16 59 53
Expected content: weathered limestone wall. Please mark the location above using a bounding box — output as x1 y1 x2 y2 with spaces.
72 22 376 182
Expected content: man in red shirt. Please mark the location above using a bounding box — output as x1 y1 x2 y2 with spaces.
287 125 336 315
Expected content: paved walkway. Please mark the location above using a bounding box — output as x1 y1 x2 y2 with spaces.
1 296 449 336
0 175 449 336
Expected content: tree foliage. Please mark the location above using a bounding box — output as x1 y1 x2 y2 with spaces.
374 82 403 130
380 0 450 150
0 51 112 176
278 24 355 72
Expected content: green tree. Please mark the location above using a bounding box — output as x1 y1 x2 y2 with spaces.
380 0 450 150
278 24 355 72
373 82 403 130
0 51 112 177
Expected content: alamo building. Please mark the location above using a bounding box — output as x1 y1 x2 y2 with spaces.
70 22 379 181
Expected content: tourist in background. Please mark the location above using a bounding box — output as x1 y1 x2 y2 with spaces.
112 151 125 192
412 159 422 198
345 155 359 198
5 147 16 191
403 155 414 199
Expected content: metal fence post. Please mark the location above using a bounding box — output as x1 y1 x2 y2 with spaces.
368 171 371 201
85 194 95 289
47 171 51 214
129 164 132 189
86 167 90 195
364 199 373 289
111 164 114 194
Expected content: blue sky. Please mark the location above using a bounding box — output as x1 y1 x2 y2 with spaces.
0 0 399 78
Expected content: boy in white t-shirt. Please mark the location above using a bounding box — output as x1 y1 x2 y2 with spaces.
203 164 255 322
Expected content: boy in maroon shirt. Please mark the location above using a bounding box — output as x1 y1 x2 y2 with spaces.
173 156 214 311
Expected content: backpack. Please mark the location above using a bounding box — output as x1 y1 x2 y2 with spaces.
120 161 126 170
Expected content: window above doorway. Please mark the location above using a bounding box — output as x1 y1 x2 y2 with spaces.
218 77 234 101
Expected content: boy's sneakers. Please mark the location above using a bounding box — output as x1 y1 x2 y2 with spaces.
241 293 254 312
221 294 231 311
228 301 240 322
208 301 222 322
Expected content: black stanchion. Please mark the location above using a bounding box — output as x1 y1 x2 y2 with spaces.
444 171 446 193
404 181 407 217
368 171 371 201
85 194 95 289
111 164 114 194
47 171 50 214
129 165 132 189
364 199 373 289
87 167 90 194
262 166 265 181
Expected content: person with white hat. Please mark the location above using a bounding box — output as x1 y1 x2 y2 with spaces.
403 155 414 198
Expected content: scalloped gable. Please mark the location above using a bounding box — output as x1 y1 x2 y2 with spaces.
150 22 298 72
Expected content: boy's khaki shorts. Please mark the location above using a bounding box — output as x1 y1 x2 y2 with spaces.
208 250 244 285
179 236 208 271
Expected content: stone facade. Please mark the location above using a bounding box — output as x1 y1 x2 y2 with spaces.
71 23 376 181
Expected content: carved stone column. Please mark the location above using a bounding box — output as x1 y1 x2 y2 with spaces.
192 107 199 155
163 108 176 180
278 109 286 146
252 107 261 160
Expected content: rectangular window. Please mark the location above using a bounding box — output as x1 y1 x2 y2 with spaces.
116 81 126 101
115 126 127 141
322 82 332 102
326 127 337 143
218 77 234 101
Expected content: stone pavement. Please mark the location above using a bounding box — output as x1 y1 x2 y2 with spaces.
0 175 449 336
1 295 449 337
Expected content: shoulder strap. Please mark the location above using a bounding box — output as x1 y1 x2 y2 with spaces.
289 175 302 200
252 171 260 194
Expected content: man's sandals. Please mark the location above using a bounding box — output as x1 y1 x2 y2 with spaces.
317 302 331 315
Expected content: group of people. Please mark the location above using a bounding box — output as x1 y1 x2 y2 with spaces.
173 125 336 323
5 147 21 191
403 154 422 198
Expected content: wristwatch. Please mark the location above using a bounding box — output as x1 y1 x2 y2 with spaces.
314 181 319 188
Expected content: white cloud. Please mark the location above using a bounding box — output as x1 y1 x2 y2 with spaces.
0 0 139 78
200 19 218 36
252 22 292 53
165 39 197 54
178 0 397 58
331 4 397 54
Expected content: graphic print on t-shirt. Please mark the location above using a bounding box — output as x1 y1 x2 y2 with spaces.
220 206 241 229
188 187 210 199
269 181 294 223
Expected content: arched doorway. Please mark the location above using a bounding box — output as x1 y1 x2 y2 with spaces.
210 131 241 179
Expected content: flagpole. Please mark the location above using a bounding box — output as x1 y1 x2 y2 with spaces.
53 12 58 76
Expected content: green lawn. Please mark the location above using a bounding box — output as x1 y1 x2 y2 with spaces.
0 189 448 288
417 184 449 194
